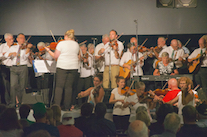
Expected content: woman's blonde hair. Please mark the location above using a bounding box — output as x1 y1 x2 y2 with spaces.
161 52 169 58
65 29 75 39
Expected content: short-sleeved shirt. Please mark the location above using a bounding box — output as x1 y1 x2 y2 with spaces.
162 89 181 102
111 88 130 116
156 61 176 75
56 40 79 70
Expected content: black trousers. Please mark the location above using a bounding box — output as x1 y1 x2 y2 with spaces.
0 65 10 104
195 67 207 96
71 72 80 106
54 68 78 109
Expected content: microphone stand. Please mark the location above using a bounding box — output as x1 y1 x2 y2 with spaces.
134 19 139 82
92 38 97 76
109 46 111 89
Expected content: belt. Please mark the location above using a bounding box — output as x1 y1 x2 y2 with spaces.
12 65 27 67
105 65 119 67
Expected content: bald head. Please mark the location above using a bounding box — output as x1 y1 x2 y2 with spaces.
171 39 179 50
168 78 178 90
199 37 205 49
128 120 148 137
130 37 138 47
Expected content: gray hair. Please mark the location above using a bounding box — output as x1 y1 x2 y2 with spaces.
135 81 145 89
102 34 109 39
161 52 169 58
37 42 45 48
177 40 182 46
164 112 180 133
4 33 13 39
158 37 166 41
136 110 151 127
80 43 86 47
136 106 147 113
128 120 148 137
87 43 94 49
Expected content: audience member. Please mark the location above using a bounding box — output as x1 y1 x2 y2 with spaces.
58 112 83 137
74 103 95 136
19 119 30 128
152 112 180 137
46 108 54 126
26 130 51 137
128 120 148 137
177 105 206 137
23 102 60 137
51 104 62 126
19 104 34 125
196 103 207 127
88 102 116 136
136 110 151 127
149 103 174 136
0 108 23 137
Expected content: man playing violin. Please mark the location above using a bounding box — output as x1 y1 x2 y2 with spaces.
188 36 207 97
130 37 148 54
95 34 110 74
99 29 124 88
0 33 14 104
4 33 32 107
120 43 144 86
153 52 179 76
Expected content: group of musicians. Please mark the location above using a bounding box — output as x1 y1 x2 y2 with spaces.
0 30 207 121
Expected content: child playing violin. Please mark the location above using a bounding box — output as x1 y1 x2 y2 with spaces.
77 74 104 107
109 76 130 133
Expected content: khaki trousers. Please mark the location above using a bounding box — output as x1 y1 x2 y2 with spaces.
103 66 119 88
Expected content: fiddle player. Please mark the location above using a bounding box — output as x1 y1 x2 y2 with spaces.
94 34 110 74
188 36 207 97
109 76 130 132
158 39 185 73
99 29 124 88
153 52 179 76
76 43 95 106
0 33 14 104
120 42 144 86
178 40 190 55
78 74 104 106
124 81 152 123
130 37 148 54
4 33 32 108
45 29 79 110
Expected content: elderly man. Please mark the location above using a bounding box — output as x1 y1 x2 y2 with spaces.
128 120 149 137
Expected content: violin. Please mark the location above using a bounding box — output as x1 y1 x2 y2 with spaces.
49 39 64 50
81 53 89 66
109 39 118 49
154 88 169 96
138 91 154 103
121 86 137 96
93 83 103 98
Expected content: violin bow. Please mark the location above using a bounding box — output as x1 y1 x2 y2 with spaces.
161 82 168 90
79 40 87 45
50 30 57 43
137 38 148 50
183 38 191 47
193 84 200 91
117 32 124 40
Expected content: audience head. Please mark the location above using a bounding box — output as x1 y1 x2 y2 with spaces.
80 103 93 117
51 104 61 123
33 102 47 120
163 112 180 134
171 39 179 50
178 77 193 91
19 119 30 128
0 108 21 131
64 29 75 40
4 33 14 46
168 78 178 90
115 76 125 88
136 110 151 127
27 130 51 137
19 104 31 119
0 104 7 115
62 112 74 125
102 34 110 45
157 37 166 47
196 103 207 119
95 102 107 119
182 105 197 123
128 120 148 137
46 108 54 126
156 103 174 124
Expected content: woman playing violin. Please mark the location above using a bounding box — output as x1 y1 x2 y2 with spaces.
78 74 104 107
153 52 179 76
109 76 130 132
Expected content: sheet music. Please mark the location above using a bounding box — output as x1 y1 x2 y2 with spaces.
33 60 56 73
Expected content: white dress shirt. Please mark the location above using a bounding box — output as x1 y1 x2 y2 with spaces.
94 43 105 72
120 51 144 76
4 44 29 66
188 48 207 67
80 52 95 78
0 43 13 66
103 40 124 65
159 46 185 68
